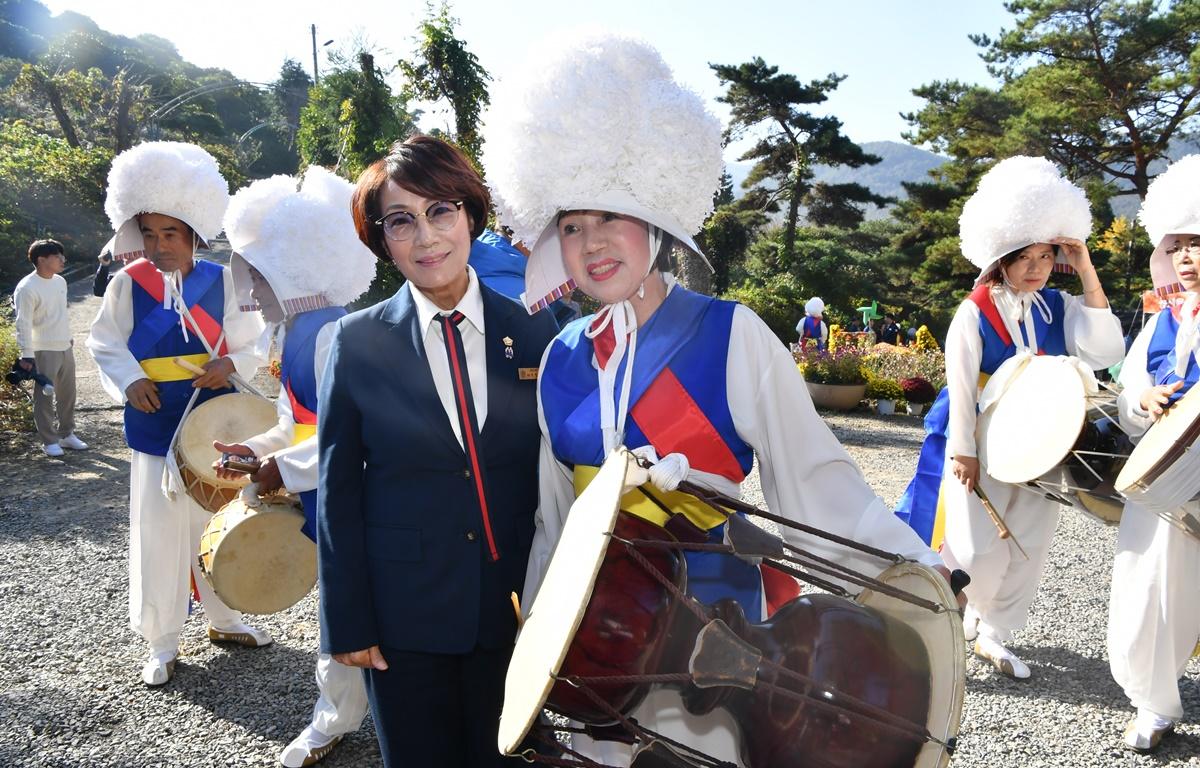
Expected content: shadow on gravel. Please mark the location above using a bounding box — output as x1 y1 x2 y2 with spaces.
824 417 926 450
971 645 1129 706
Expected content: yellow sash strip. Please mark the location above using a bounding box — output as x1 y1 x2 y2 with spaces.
291 423 317 445
139 353 211 383
573 464 728 531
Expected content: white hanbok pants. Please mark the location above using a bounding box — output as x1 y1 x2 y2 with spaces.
310 652 369 737
128 450 241 652
940 468 1060 642
1107 500 1200 720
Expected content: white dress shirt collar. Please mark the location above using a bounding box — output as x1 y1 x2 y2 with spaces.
409 265 486 338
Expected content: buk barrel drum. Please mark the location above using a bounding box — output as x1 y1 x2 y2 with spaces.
499 449 964 768
1115 384 1200 539
976 355 1128 525
175 393 277 513
197 490 316 614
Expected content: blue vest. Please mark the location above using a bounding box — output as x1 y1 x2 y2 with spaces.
124 260 233 456
281 306 347 539
1146 309 1200 403
801 316 825 349
540 288 763 620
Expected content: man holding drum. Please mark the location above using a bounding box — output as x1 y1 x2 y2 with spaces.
86 142 270 686
212 167 376 767
482 31 956 766
1109 154 1200 752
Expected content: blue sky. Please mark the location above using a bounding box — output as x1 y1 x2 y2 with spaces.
43 0 1015 146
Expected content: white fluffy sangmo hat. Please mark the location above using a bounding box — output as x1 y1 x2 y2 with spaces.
104 141 230 262
959 156 1091 286
805 297 825 316
481 30 724 314
223 166 376 315
1138 154 1200 298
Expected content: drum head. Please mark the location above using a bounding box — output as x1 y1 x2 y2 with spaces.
498 449 635 756
978 356 1087 484
178 392 278 493
199 497 316 614
857 564 964 768
1116 383 1200 493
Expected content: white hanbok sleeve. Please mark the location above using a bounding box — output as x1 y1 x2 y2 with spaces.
271 323 336 494
522 342 577 612
86 271 145 404
1060 291 1124 370
1117 312 1160 439
728 305 942 580
944 301 983 460
220 268 266 380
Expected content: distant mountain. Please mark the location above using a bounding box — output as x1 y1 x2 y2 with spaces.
726 141 946 221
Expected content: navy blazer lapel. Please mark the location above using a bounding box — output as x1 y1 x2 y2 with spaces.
382 286 464 457
480 286 518 439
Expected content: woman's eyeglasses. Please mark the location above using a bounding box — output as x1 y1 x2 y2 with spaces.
375 201 464 242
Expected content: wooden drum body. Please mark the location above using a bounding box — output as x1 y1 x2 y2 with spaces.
176 393 278 513
197 494 316 614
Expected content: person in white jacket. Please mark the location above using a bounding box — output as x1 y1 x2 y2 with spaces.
211 167 376 768
1108 154 1200 753
930 157 1124 680
481 31 960 767
86 142 269 686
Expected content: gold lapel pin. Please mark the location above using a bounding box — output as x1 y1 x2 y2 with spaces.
503 336 514 360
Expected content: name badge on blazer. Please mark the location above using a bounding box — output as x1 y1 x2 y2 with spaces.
518 367 539 381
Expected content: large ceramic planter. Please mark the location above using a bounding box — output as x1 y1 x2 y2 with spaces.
806 382 866 411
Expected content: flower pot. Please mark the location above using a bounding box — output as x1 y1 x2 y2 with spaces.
805 382 866 411
906 402 926 417
876 399 896 416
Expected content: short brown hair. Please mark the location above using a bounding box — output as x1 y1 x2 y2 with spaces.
351 135 490 262
28 239 64 265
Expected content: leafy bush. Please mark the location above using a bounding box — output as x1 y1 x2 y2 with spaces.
0 312 33 441
862 347 946 390
915 324 941 353
724 270 805 344
794 344 867 385
865 374 903 401
900 376 937 404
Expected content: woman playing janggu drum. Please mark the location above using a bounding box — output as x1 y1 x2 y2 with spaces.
482 30 956 766
1108 154 1200 753
900 157 1123 679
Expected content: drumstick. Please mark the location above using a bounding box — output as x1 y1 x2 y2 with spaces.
173 356 256 393
510 592 523 630
973 485 1030 560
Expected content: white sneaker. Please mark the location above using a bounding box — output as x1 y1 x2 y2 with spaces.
60 434 88 450
1122 708 1175 752
141 654 177 686
973 635 1031 679
962 605 980 642
279 725 343 767
208 622 274 647
43 443 64 457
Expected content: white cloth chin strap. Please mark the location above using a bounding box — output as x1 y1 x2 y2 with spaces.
585 225 667 456
993 282 1053 354
1174 291 1200 378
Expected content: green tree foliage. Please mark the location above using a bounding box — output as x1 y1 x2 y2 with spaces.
298 52 417 178
398 2 491 163
711 58 889 264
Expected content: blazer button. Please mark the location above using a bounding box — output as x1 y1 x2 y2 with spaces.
461 469 471 479
466 530 477 542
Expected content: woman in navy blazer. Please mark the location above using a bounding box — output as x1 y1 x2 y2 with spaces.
317 136 558 767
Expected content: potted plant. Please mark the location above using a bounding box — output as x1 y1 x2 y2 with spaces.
866 375 903 415
795 346 867 410
900 376 937 416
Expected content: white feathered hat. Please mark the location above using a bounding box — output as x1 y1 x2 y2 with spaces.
805 297 825 316
1138 154 1200 297
959 156 1091 286
104 141 230 262
481 30 724 314
223 166 376 315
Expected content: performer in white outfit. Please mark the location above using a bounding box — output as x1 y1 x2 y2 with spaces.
1108 153 1200 752
86 142 270 686
796 296 829 349
935 157 1123 678
213 168 375 767
481 31 958 766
